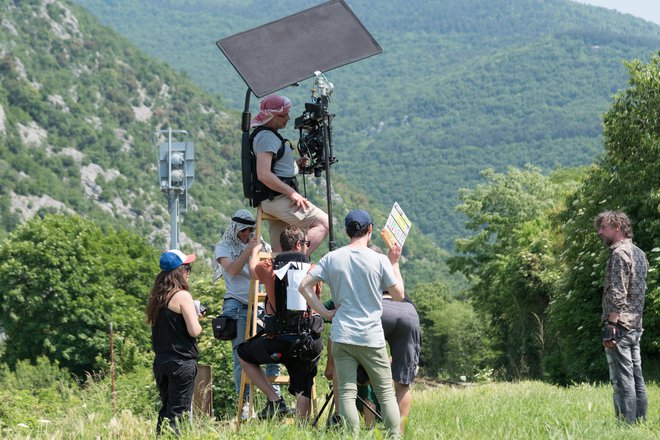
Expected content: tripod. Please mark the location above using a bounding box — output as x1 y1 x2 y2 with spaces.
311 382 383 428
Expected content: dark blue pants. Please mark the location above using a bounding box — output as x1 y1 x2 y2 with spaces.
605 329 647 423
153 358 197 436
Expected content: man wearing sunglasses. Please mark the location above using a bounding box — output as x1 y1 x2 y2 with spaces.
240 225 324 420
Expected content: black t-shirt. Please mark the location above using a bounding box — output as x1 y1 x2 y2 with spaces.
152 307 198 362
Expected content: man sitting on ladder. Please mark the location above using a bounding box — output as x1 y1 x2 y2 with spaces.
239 225 324 419
250 94 328 255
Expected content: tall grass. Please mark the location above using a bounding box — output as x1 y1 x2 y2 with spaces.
2 375 657 439
409 381 658 439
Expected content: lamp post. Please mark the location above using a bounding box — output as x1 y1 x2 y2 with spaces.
154 128 194 249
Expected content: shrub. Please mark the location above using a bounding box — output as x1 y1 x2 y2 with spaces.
0 357 79 432
0 214 158 376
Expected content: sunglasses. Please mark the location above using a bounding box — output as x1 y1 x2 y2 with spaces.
299 239 311 247
183 264 192 273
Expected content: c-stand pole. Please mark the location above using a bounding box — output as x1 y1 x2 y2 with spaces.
319 93 336 251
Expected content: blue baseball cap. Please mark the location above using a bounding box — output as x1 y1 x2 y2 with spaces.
345 209 372 229
160 249 196 271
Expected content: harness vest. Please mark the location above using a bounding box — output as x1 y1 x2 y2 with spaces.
265 252 323 335
249 126 297 206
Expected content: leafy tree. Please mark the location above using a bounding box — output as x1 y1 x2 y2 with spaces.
411 281 494 380
449 166 580 379
547 54 660 384
0 214 158 375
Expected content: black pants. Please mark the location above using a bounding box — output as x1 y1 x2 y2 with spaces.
153 358 197 436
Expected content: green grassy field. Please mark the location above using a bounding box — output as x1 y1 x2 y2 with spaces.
3 379 657 439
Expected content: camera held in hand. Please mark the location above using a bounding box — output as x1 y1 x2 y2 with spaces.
194 300 207 317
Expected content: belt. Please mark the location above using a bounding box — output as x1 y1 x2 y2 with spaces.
283 311 309 327
281 311 323 334
280 176 298 192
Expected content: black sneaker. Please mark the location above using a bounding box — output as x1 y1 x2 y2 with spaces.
326 413 342 429
258 398 290 419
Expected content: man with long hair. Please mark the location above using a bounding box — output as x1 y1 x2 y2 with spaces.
595 210 648 423
146 249 202 436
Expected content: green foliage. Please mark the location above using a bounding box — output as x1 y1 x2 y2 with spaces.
546 53 660 384
0 357 79 433
411 281 495 380
0 214 158 375
188 278 237 417
0 356 156 437
448 166 581 379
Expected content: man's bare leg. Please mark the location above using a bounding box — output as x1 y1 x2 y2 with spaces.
395 381 412 433
239 359 279 401
296 394 311 418
307 214 329 255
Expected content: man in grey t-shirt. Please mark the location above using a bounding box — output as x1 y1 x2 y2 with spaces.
299 209 404 438
251 94 328 255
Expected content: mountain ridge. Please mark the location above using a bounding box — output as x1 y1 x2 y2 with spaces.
0 0 454 288
72 0 660 247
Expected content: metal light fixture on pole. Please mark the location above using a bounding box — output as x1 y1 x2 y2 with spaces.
154 128 194 250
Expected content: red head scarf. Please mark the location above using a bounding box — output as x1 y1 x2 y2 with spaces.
251 94 292 128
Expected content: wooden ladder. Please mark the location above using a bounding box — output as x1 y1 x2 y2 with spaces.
235 206 317 426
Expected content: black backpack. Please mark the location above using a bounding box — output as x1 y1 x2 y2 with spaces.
243 126 289 207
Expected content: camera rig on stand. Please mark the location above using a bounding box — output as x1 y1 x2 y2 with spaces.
294 72 337 177
294 71 338 250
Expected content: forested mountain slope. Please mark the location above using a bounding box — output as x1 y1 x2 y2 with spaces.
0 0 453 287
73 0 660 247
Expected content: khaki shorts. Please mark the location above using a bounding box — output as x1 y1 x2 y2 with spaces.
260 194 325 245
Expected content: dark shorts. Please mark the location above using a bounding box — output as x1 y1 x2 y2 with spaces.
381 299 421 385
237 333 323 398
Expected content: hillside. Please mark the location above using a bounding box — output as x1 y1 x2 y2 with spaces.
0 0 453 288
72 0 660 247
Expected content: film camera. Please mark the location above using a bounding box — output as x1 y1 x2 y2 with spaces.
293 72 337 177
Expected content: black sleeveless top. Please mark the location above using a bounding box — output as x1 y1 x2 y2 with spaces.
152 306 199 362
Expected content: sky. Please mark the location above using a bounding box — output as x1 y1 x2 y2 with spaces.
573 0 660 25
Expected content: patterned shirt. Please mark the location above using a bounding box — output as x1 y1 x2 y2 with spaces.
601 238 648 330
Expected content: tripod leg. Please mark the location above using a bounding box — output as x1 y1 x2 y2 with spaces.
312 388 333 428
356 394 382 422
